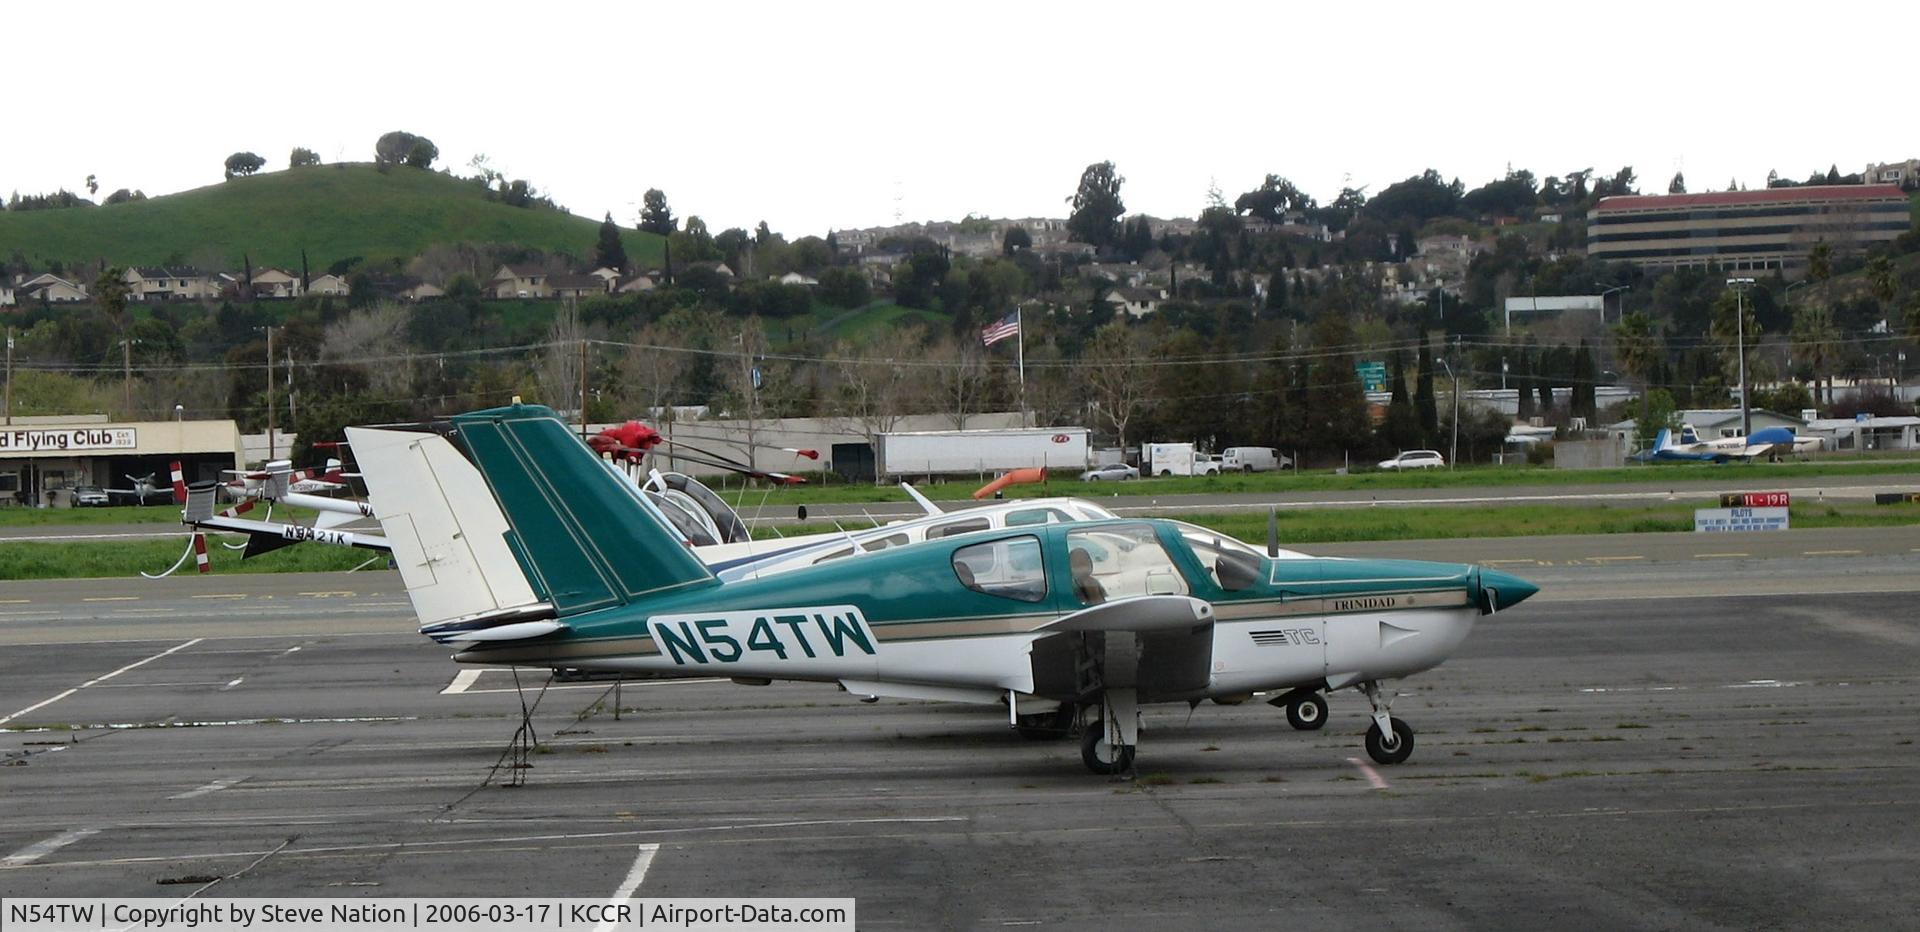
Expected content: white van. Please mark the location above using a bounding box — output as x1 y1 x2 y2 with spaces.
1222 447 1292 472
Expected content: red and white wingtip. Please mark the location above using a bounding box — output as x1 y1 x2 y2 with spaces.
781 448 820 460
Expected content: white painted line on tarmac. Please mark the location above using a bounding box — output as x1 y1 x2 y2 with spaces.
82 597 140 603
0 638 203 727
1346 757 1389 790
220 677 245 691
439 670 483 695
276 646 302 659
1695 552 1749 559
0 816 970 871
0 599 31 604
595 845 660 932
170 777 245 800
1802 549 1862 556
2 829 99 867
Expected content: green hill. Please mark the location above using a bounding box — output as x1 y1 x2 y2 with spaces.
0 164 663 273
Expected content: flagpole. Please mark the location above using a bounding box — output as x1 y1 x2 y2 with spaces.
1015 306 1027 428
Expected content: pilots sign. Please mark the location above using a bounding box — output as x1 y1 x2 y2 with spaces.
0 428 137 453
1694 506 1789 532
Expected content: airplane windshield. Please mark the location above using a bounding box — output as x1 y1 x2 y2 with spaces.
1175 525 1268 592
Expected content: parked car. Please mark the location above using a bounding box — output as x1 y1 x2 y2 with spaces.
1378 450 1446 470
71 485 110 507
1191 453 1224 476
1079 463 1139 482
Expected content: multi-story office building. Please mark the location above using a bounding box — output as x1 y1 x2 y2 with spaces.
1587 185 1911 277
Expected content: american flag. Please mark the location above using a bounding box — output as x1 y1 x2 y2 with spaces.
981 312 1020 346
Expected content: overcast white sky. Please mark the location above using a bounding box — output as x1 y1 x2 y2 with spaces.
7 1 1909 237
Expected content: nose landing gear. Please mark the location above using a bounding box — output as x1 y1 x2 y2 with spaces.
1357 680 1414 765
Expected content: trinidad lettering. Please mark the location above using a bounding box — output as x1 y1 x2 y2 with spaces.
1331 596 1401 612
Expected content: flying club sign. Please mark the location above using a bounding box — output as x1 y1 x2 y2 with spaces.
0 428 138 453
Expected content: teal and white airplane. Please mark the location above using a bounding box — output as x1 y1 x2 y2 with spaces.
349 404 1540 774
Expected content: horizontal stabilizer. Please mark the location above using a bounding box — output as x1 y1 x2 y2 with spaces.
423 619 568 645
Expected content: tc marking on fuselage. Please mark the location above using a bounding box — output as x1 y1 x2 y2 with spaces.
1251 628 1321 647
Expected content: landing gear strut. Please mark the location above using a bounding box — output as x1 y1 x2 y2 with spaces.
1357 680 1414 765
1271 688 1329 731
1080 689 1138 775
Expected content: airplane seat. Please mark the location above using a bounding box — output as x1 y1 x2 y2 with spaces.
1070 549 1106 605
954 560 978 590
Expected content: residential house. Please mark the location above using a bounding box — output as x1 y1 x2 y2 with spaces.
777 272 818 287
589 267 623 288
1864 158 1920 188
15 273 88 303
124 266 216 301
251 268 303 299
1116 287 1166 318
616 273 657 295
548 273 606 301
307 273 350 297
488 263 551 299
0 282 14 307
398 280 445 302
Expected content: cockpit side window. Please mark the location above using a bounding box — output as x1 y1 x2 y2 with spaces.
928 517 991 539
952 535 1047 602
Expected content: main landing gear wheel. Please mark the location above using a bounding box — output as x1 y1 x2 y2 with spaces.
1365 719 1415 765
1080 725 1135 775
1282 690 1328 731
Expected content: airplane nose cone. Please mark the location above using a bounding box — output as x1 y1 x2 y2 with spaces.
1476 567 1540 614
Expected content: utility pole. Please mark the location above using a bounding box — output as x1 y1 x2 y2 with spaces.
265 326 276 460
578 337 589 440
1728 277 1755 437
4 327 13 426
122 339 133 415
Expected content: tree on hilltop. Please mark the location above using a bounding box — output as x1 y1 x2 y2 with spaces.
639 189 675 235
290 147 321 168
405 139 438 169
594 213 629 273
375 131 435 167
223 152 266 180
1066 161 1125 250
1668 171 1686 194
1235 174 1315 221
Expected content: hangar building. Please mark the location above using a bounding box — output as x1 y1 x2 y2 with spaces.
0 415 243 507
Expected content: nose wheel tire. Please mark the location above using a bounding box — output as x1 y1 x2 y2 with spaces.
1080 726 1135 774
1365 719 1415 765
1282 690 1328 731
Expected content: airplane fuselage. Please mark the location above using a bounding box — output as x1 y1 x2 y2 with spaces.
454 520 1513 707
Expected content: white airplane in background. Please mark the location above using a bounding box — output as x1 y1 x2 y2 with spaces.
1639 425 1821 463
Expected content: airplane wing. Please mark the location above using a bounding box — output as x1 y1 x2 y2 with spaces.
1031 596 1216 702
900 482 941 517
1036 595 1214 634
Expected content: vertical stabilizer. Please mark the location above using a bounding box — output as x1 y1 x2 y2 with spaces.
450 404 717 615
